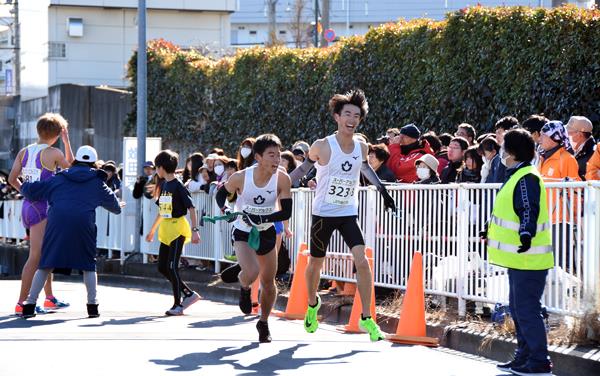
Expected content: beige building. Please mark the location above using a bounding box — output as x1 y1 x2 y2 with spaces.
20 0 236 100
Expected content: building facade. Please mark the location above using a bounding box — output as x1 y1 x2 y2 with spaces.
230 0 594 48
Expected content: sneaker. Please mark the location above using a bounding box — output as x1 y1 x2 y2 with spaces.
35 306 49 315
165 305 184 316
256 320 272 343
21 303 36 319
358 316 385 341
510 363 552 376
239 287 252 314
87 304 100 318
182 292 201 310
44 296 70 310
304 295 321 333
497 359 526 373
16 303 48 316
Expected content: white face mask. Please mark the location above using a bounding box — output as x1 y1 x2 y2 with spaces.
416 167 431 180
240 147 252 159
214 165 225 176
500 148 510 167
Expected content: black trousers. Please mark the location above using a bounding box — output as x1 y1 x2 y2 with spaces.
158 235 192 306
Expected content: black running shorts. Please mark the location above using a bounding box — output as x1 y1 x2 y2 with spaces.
310 215 365 258
232 226 276 256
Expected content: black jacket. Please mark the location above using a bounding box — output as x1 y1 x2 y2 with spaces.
375 164 397 183
440 161 462 184
575 137 596 180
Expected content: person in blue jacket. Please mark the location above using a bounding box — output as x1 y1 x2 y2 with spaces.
19 145 123 319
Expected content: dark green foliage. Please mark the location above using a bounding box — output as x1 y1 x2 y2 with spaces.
126 6 600 154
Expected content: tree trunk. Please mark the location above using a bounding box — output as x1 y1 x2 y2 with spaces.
267 0 278 46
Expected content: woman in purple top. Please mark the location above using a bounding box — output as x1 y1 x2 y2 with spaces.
8 113 74 315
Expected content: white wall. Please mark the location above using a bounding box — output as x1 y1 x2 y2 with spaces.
46 5 230 89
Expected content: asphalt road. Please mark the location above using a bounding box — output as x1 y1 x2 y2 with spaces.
0 280 504 376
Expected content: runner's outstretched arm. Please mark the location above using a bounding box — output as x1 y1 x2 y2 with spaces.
288 157 315 186
360 161 397 212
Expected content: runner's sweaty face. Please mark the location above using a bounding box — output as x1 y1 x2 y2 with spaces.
256 146 281 174
334 104 361 137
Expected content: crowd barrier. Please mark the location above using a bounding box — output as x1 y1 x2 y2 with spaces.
1 181 598 316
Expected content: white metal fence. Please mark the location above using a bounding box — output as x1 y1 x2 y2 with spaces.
1 182 599 316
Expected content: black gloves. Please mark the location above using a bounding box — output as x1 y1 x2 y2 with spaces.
479 230 487 240
380 189 397 212
242 212 263 227
518 233 532 253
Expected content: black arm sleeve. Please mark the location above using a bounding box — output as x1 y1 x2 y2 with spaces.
360 160 385 191
247 198 293 224
289 158 315 186
215 184 230 210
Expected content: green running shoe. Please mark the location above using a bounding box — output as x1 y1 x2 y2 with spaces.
304 295 321 333
359 317 385 341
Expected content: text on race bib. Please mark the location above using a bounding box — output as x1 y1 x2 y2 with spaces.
242 205 274 231
22 167 42 183
159 195 173 218
325 176 357 206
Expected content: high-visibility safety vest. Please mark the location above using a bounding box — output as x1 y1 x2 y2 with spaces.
488 165 554 271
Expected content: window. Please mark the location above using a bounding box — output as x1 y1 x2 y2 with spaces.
279 30 287 35
249 30 257 35
48 42 66 59
67 18 83 37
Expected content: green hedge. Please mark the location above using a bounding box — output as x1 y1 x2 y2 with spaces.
126 5 600 154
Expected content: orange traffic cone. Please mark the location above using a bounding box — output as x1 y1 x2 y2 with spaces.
338 281 357 296
274 243 309 320
251 279 260 315
386 251 439 347
339 247 377 333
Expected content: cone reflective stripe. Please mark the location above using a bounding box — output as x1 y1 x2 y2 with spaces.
386 251 439 347
274 243 309 320
339 247 377 333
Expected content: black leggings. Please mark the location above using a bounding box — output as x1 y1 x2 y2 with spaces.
158 235 192 306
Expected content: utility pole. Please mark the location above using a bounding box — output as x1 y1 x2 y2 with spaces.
13 0 19 96
266 0 278 46
135 0 147 255
314 0 319 47
320 0 329 47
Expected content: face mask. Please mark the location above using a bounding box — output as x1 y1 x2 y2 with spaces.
500 148 510 167
416 167 431 180
214 165 225 176
240 147 252 159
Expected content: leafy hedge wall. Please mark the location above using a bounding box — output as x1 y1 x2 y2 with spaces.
126 6 600 154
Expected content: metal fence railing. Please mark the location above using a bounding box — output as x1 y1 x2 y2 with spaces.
1 181 598 317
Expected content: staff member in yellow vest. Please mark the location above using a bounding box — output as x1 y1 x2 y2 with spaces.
481 129 553 376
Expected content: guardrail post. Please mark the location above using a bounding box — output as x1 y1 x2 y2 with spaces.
211 197 222 273
584 183 599 308
456 185 469 317
364 187 377 249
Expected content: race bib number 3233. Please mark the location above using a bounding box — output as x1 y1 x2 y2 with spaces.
325 176 357 205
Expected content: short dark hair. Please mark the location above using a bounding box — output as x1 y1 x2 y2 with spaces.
37 113 67 139
522 114 549 134
421 132 442 153
503 129 535 163
253 134 282 156
457 123 476 141
368 143 391 164
329 89 369 119
225 159 238 170
280 150 297 173
450 136 469 151
154 150 179 173
211 147 225 156
439 133 453 147
463 146 484 172
101 161 117 173
478 136 499 154
495 116 519 131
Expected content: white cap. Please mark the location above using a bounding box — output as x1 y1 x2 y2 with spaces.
75 145 98 163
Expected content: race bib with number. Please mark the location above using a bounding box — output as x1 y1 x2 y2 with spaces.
242 205 274 231
325 176 357 206
22 167 42 183
159 195 173 218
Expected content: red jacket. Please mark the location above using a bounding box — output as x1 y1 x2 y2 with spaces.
387 141 434 183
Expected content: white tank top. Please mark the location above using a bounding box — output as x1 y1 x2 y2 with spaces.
233 166 279 232
313 135 362 217
22 143 50 183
